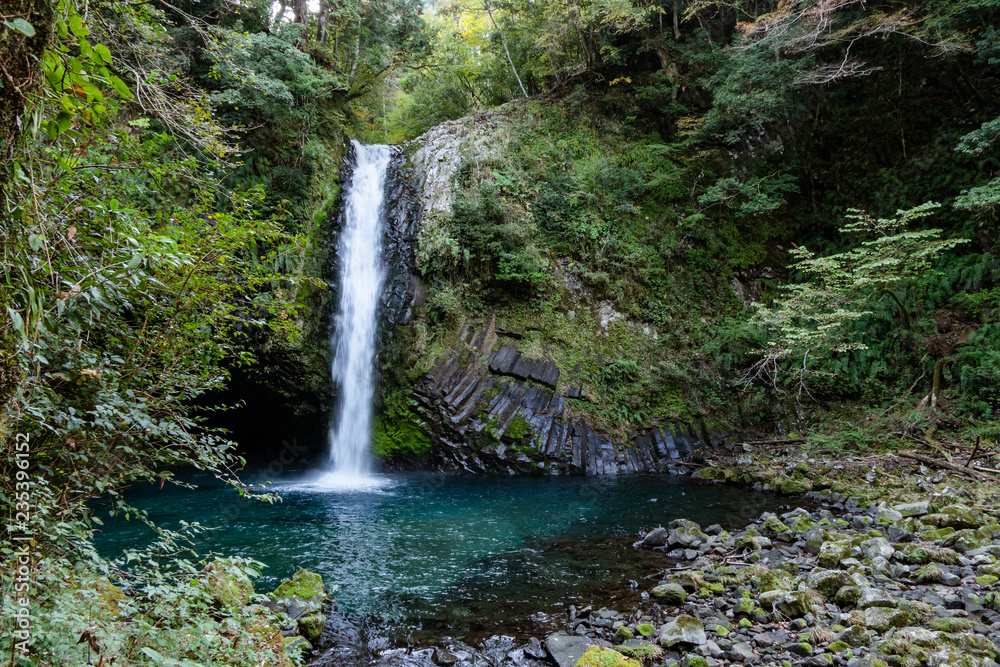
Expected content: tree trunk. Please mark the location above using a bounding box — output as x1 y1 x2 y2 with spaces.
318 0 331 43
567 0 592 70
348 18 361 89
294 0 308 25
0 0 54 174
484 1 528 99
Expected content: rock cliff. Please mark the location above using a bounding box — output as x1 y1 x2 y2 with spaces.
410 317 716 475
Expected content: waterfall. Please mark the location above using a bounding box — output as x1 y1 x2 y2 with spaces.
324 141 393 484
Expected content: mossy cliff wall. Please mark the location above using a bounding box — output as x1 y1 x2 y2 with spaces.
372 106 749 472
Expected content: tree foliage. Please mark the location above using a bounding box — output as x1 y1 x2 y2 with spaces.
747 203 968 394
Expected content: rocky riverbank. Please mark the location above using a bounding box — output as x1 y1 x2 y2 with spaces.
296 489 999 667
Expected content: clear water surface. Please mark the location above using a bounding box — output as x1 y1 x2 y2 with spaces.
93 472 786 640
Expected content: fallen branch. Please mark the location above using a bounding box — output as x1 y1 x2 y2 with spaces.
740 438 807 447
899 450 993 482
966 436 981 467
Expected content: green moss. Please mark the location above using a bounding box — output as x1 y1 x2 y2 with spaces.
977 575 999 585
635 623 656 637
615 626 634 642
762 515 789 533
928 617 977 632
299 612 324 640
272 569 325 600
614 643 663 662
373 391 432 460
739 619 752 628
575 645 642 667
200 558 254 608
504 413 534 441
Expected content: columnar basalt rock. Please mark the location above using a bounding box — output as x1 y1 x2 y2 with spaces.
408 319 713 475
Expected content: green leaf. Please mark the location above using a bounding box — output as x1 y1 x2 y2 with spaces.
4 18 36 37
126 253 143 270
109 75 133 99
109 198 119 211
68 14 90 37
94 43 112 63
140 647 164 663
7 308 24 334
28 234 44 251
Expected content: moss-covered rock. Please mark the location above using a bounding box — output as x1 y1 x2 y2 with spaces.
613 641 663 663
200 558 254 608
575 645 641 667
658 615 706 647
927 617 977 632
807 569 852 598
635 623 655 637
817 540 851 568
760 590 816 618
284 635 312 658
761 515 790 533
650 583 687 604
854 607 914 632
838 625 872 647
298 612 325 640
940 504 986 529
272 569 326 600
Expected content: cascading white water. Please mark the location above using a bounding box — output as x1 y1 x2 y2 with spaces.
324 141 393 484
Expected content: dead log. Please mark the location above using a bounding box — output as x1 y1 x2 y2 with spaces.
899 450 993 482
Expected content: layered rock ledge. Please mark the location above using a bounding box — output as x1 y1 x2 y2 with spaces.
410 317 718 475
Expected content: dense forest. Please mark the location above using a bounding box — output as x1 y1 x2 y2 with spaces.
1 0 999 663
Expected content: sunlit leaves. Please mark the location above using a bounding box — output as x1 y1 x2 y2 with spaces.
746 203 969 390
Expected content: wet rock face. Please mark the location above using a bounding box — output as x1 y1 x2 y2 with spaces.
407 317 715 475
380 148 420 333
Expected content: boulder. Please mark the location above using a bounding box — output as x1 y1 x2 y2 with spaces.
199 558 254 608
283 635 312 658
651 583 688 604
834 586 863 607
298 612 325 640
642 527 668 547
860 537 895 561
875 503 904 523
940 504 986 529
272 569 326 601
759 590 814 618
546 632 592 667
668 525 709 548
659 615 707 648
806 569 852 598
893 501 929 517
575 645 640 667
857 588 896 609
818 540 851 568
838 625 872 647
858 607 913 631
